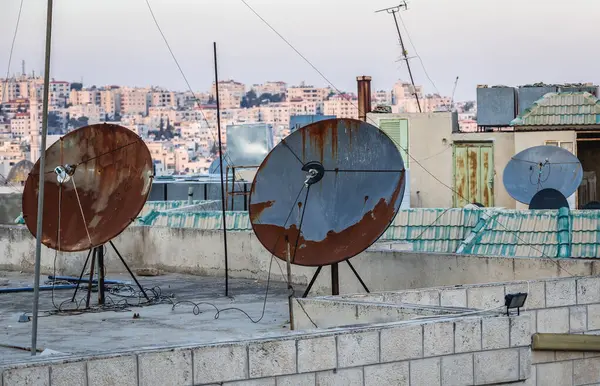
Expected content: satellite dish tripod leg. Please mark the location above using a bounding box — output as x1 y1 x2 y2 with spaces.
85 250 96 308
71 249 92 302
97 246 105 305
302 266 322 298
109 241 150 301
346 260 370 293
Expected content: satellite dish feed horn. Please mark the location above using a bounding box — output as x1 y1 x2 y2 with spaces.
249 118 406 296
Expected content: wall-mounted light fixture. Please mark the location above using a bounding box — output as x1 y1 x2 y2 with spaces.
505 292 528 316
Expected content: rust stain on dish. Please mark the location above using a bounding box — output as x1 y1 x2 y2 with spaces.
22 123 153 252
253 172 405 266
249 200 275 223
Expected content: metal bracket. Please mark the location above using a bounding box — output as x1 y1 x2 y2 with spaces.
302 161 325 187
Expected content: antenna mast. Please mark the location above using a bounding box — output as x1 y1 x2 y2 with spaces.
31 0 54 356
450 76 459 111
376 2 422 113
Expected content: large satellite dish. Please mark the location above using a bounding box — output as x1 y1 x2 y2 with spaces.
503 145 583 205
249 118 405 267
22 123 153 252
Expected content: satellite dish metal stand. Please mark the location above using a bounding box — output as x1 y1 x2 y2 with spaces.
302 259 370 297
71 242 149 307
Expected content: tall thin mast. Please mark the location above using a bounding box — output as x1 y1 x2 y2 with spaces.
31 0 54 356
376 2 422 112
213 42 230 297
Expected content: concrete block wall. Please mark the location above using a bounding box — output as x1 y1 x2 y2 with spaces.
315 276 600 386
1 317 532 386
1 225 598 296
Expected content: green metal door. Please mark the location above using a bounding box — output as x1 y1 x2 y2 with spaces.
453 142 494 207
379 119 409 167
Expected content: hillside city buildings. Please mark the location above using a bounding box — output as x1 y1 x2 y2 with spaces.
0 74 474 178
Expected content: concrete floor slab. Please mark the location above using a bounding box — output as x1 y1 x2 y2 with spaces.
0 272 298 366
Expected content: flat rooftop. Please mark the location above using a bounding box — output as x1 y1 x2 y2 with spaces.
0 272 296 366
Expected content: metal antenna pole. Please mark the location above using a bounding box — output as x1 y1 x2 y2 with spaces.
31 0 54 356
377 3 422 113
213 42 229 297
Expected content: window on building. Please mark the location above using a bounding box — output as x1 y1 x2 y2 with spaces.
545 140 574 154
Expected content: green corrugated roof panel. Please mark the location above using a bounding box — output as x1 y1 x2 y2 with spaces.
383 208 484 253
137 210 251 230
511 92 600 127
570 210 600 258
460 210 561 258
139 200 209 217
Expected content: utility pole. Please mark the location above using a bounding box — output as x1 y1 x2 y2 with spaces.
376 2 422 113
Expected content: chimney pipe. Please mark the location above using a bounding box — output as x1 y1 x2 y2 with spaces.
357 76 372 122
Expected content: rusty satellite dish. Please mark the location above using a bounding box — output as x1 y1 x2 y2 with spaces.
503 145 583 205
22 123 153 252
249 118 405 267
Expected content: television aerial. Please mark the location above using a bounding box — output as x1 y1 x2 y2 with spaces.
249 118 405 297
22 123 154 305
503 145 583 207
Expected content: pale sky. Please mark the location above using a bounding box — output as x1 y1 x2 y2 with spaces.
1 0 598 101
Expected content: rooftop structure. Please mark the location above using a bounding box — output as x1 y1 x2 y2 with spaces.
511 92 600 129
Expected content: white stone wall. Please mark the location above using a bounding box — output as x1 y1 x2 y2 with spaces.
1 317 531 386
1 225 597 296
303 276 600 386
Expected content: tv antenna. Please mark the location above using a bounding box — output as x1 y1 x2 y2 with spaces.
249 118 406 327
503 145 583 208
23 123 154 315
376 2 422 112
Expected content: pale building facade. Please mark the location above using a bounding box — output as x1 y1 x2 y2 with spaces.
286 84 330 103
69 89 100 106
68 104 106 124
324 95 359 119
120 88 151 116
252 81 287 96
100 89 122 118
211 80 245 109
151 91 177 108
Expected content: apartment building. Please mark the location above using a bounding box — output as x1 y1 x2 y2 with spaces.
0 76 43 103
9 114 31 138
392 81 424 106
68 104 106 124
211 80 245 109
259 103 290 125
69 89 100 106
151 90 177 108
252 81 287 96
372 90 392 106
289 98 321 116
120 88 151 116
323 94 359 119
286 84 330 103
100 89 122 118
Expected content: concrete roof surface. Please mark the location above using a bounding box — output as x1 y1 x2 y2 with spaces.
0 272 296 366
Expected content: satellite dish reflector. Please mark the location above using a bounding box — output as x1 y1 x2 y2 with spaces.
249 118 405 267
529 188 569 210
503 145 583 205
22 124 153 252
